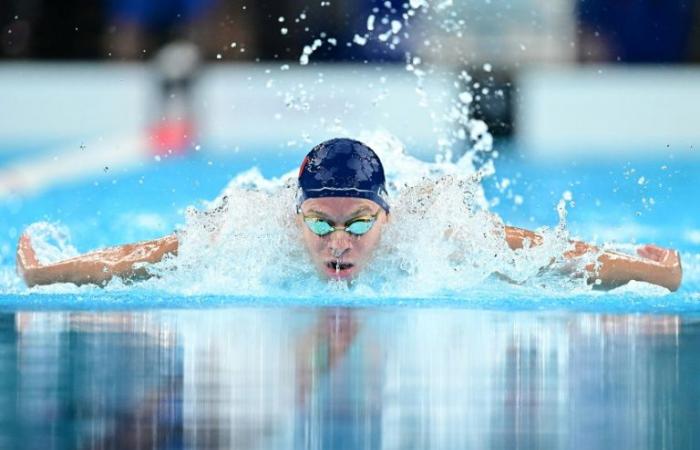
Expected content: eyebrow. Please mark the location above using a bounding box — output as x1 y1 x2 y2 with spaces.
305 209 332 220
348 206 373 217
304 206 376 222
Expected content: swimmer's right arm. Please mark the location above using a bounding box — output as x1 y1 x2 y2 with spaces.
16 233 179 287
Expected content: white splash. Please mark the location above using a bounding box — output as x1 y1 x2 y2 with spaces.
133 131 588 297
24 222 79 264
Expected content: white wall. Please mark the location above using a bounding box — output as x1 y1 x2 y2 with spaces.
0 64 154 145
194 63 449 153
517 66 700 159
2 62 700 162
0 63 448 154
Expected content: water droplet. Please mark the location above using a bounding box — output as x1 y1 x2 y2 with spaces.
458 92 473 104
353 34 368 46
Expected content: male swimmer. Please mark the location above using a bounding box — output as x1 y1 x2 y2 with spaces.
16 138 683 291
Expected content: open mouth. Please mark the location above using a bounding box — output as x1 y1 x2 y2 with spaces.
326 261 354 271
324 261 355 278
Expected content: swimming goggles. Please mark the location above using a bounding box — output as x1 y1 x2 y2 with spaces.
303 215 377 237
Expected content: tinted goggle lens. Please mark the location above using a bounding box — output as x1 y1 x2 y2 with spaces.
304 217 376 236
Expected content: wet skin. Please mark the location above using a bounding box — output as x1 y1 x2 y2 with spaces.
297 197 388 281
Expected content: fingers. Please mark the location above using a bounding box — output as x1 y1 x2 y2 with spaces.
636 244 669 262
16 233 40 272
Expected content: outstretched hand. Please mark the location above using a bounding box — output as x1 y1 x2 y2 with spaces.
16 233 41 285
637 244 679 265
635 244 682 291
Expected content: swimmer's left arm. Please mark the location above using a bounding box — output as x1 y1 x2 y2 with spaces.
504 226 683 292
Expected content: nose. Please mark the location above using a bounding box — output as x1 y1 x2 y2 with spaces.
329 231 351 258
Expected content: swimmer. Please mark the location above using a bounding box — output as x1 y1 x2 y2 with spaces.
16 138 683 291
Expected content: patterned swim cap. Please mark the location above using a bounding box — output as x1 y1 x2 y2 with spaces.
297 138 389 212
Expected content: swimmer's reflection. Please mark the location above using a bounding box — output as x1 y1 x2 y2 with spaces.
5 310 696 449
180 308 382 449
294 309 383 449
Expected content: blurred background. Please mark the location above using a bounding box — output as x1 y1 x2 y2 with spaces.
1 0 699 254
2 0 699 144
2 0 700 158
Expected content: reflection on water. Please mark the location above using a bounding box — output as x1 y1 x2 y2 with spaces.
1 307 698 450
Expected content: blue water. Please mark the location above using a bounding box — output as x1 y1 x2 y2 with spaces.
1 143 699 449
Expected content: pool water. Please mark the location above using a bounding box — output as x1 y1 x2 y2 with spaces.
1 308 699 449
1 143 699 449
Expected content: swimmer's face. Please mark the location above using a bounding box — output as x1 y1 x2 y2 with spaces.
298 197 388 281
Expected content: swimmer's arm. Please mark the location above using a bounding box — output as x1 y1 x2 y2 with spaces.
504 226 683 292
16 233 178 287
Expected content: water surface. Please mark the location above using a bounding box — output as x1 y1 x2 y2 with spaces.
1 307 698 450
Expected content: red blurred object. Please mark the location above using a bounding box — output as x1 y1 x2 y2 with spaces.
149 120 195 156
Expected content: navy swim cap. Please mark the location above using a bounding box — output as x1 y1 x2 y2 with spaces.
297 138 390 212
